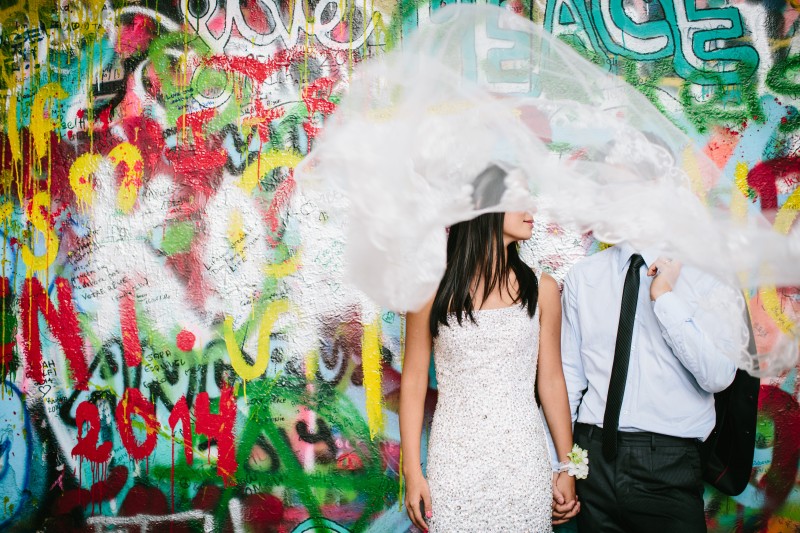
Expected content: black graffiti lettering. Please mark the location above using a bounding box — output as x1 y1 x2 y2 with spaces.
295 417 336 463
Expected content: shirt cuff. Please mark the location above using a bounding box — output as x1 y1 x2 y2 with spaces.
652 290 693 330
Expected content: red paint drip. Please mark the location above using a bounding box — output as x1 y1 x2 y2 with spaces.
96 107 113 134
72 401 112 462
171 431 176 514
204 55 272 84
119 290 143 366
20 277 89 389
205 47 338 146
167 109 228 191
301 77 337 151
195 385 238 486
203 55 287 144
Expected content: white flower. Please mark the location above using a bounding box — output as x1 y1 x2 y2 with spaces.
568 461 589 479
565 444 590 479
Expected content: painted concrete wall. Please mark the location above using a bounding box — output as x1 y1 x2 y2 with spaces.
0 0 796 531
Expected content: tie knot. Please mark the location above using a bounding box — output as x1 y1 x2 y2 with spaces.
630 254 645 270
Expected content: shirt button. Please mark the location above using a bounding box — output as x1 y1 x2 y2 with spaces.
623 410 629 415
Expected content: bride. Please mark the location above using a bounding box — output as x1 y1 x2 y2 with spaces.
400 210 580 532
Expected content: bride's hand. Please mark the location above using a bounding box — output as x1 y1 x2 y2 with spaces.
405 471 432 531
552 472 580 525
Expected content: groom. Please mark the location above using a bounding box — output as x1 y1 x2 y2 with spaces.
554 242 738 532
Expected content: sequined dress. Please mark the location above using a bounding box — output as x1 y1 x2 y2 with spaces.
427 296 552 532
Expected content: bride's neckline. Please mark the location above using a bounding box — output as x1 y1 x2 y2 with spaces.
444 302 531 319
470 302 522 312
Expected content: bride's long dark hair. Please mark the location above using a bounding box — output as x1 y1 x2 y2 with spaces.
429 212 538 337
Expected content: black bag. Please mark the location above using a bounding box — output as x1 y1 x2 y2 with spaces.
700 309 760 496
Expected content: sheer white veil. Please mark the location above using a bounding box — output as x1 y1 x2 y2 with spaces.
296 4 800 376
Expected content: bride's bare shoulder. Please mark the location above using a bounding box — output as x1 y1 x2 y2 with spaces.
537 273 561 314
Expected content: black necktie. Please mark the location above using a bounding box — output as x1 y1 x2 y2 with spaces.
602 253 645 461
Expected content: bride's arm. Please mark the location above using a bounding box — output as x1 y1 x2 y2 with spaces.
400 297 434 531
537 274 580 522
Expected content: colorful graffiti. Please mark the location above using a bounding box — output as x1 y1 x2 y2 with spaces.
0 0 797 531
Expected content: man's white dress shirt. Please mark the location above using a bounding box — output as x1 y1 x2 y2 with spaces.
548 243 739 463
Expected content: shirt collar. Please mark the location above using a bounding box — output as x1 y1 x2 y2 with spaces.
616 242 659 273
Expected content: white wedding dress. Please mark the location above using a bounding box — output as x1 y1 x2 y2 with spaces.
426 285 552 532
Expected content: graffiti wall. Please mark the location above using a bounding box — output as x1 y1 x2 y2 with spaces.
0 0 797 531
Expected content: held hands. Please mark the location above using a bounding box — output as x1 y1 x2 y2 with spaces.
404 471 432 532
648 257 683 301
552 472 580 525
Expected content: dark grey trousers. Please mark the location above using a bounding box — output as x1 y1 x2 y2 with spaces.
573 423 707 533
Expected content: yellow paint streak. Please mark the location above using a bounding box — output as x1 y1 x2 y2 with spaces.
182 0 190 143
21 191 59 273
759 287 798 336
372 12 388 50
239 150 303 194
362 318 384 440
227 210 247 261
223 299 291 382
731 163 752 317
681 147 707 203
347 0 354 71
731 161 750 220
7 94 21 167
362 0 369 58
766 36 794 49
733 161 750 197
304 0 311 87
759 187 800 336
0 202 12 223
305 349 318 382
30 84 67 164
83 0 107 153
108 143 144 214
773 187 800 235
263 253 301 278
69 153 103 210
398 450 405 510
